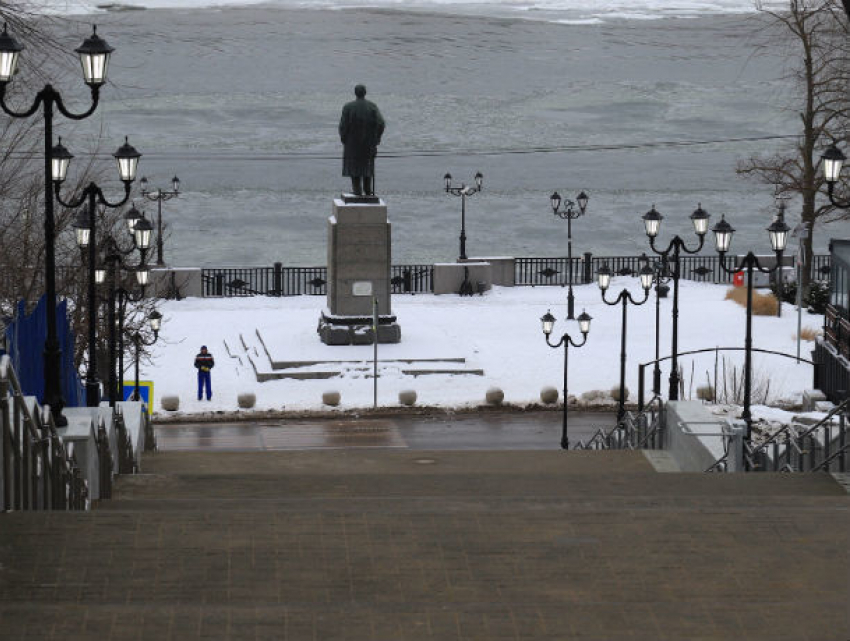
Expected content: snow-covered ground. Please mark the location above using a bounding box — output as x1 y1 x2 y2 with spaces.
142 280 824 417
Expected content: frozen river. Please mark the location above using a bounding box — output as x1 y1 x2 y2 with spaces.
35 2 850 266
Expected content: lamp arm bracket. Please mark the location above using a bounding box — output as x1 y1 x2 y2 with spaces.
679 234 705 256
54 182 88 209
0 85 43 119
600 289 624 307
97 182 131 209
545 334 567 349
53 86 100 121
567 333 588 348
626 289 651 306
828 191 850 210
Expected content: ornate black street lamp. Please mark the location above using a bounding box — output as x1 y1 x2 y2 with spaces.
99 223 153 406
444 171 483 261
711 206 789 448
541 308 592 449
597 262 654 421
821 143 850 210
549 190 589 319
642 203 709 401
0 23 114 425
637 253 672 397
59 137 141 406
131 310 161 402
139 175 180 266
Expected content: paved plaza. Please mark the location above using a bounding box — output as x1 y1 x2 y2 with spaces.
0 418 848 640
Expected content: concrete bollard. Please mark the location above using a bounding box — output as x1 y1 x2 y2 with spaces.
485 387 504 406
540 386 559 404
398 390 417 406
322 391 341 407
237 392 256 409
161 395 180 412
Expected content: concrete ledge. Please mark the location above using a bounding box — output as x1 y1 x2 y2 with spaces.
433 262 492 295
665 401 743 472
57 409 100 500
467 257 515 286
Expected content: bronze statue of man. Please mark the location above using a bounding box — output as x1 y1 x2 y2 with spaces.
339 84 385 196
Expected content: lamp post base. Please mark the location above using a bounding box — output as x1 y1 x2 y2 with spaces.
85 380 101 407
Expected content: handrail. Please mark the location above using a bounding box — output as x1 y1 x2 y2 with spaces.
574 395 664 451
752 399 850 456
638 346 814 411
811 441 850 471
1 354 87 511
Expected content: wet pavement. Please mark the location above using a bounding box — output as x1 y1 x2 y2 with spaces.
154 410 618 451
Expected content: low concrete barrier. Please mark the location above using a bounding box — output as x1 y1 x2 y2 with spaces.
433 262 492 295
58 409 101 499
664 401 744 472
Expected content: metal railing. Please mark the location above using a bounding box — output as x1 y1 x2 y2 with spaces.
637 347 815 411
202 263 435 297
745 399 849 473
1 355 88 511
574 395 665 450
515 253 830 288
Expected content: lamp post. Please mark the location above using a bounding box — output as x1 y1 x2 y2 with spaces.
821 143 850 210
444 171 483 261
0 23 114 426
641 253 672 397
541 308 592 449
597 262 654 421
59 137 141 407
549 190 589 319
711 206 789 447
642 204 709 401
131 311 161 402
100 221 153 406
139 175 180 266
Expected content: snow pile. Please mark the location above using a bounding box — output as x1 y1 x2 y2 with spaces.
143 280 823 416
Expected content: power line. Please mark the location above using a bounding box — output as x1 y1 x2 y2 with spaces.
2 133 800 161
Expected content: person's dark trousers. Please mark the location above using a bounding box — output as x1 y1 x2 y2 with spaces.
197 371 212 400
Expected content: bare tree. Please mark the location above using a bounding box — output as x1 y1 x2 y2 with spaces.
738 0 850 296
0 4 159 394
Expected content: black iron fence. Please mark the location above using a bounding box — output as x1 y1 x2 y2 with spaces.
515 254 830 287
200 254 831 297
203 263 435 297
202 265 329 297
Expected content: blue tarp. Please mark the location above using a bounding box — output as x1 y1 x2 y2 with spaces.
4 296 84 407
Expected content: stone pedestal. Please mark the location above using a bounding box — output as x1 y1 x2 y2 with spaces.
319 195 401 345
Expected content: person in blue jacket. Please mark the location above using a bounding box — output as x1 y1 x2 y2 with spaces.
194 345 214 401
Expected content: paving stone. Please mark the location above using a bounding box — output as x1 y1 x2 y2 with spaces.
0 449 847 640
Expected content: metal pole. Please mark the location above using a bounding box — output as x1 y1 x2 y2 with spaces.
133 334 140 401
156 194 164 266
653 278 661 395
566 216 574 319
796 251 802 363
85 190 100 406
373 296 378 409
42 99 66 425
118 297 125 401
561 341 569 449
459 191 467 261
743 259 754 441
669 242 681 400
107 271 116 407
618 297 628 422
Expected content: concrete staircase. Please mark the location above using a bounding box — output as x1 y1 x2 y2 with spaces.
0 447 847 640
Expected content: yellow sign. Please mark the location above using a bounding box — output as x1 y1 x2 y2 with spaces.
122 380 154 416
